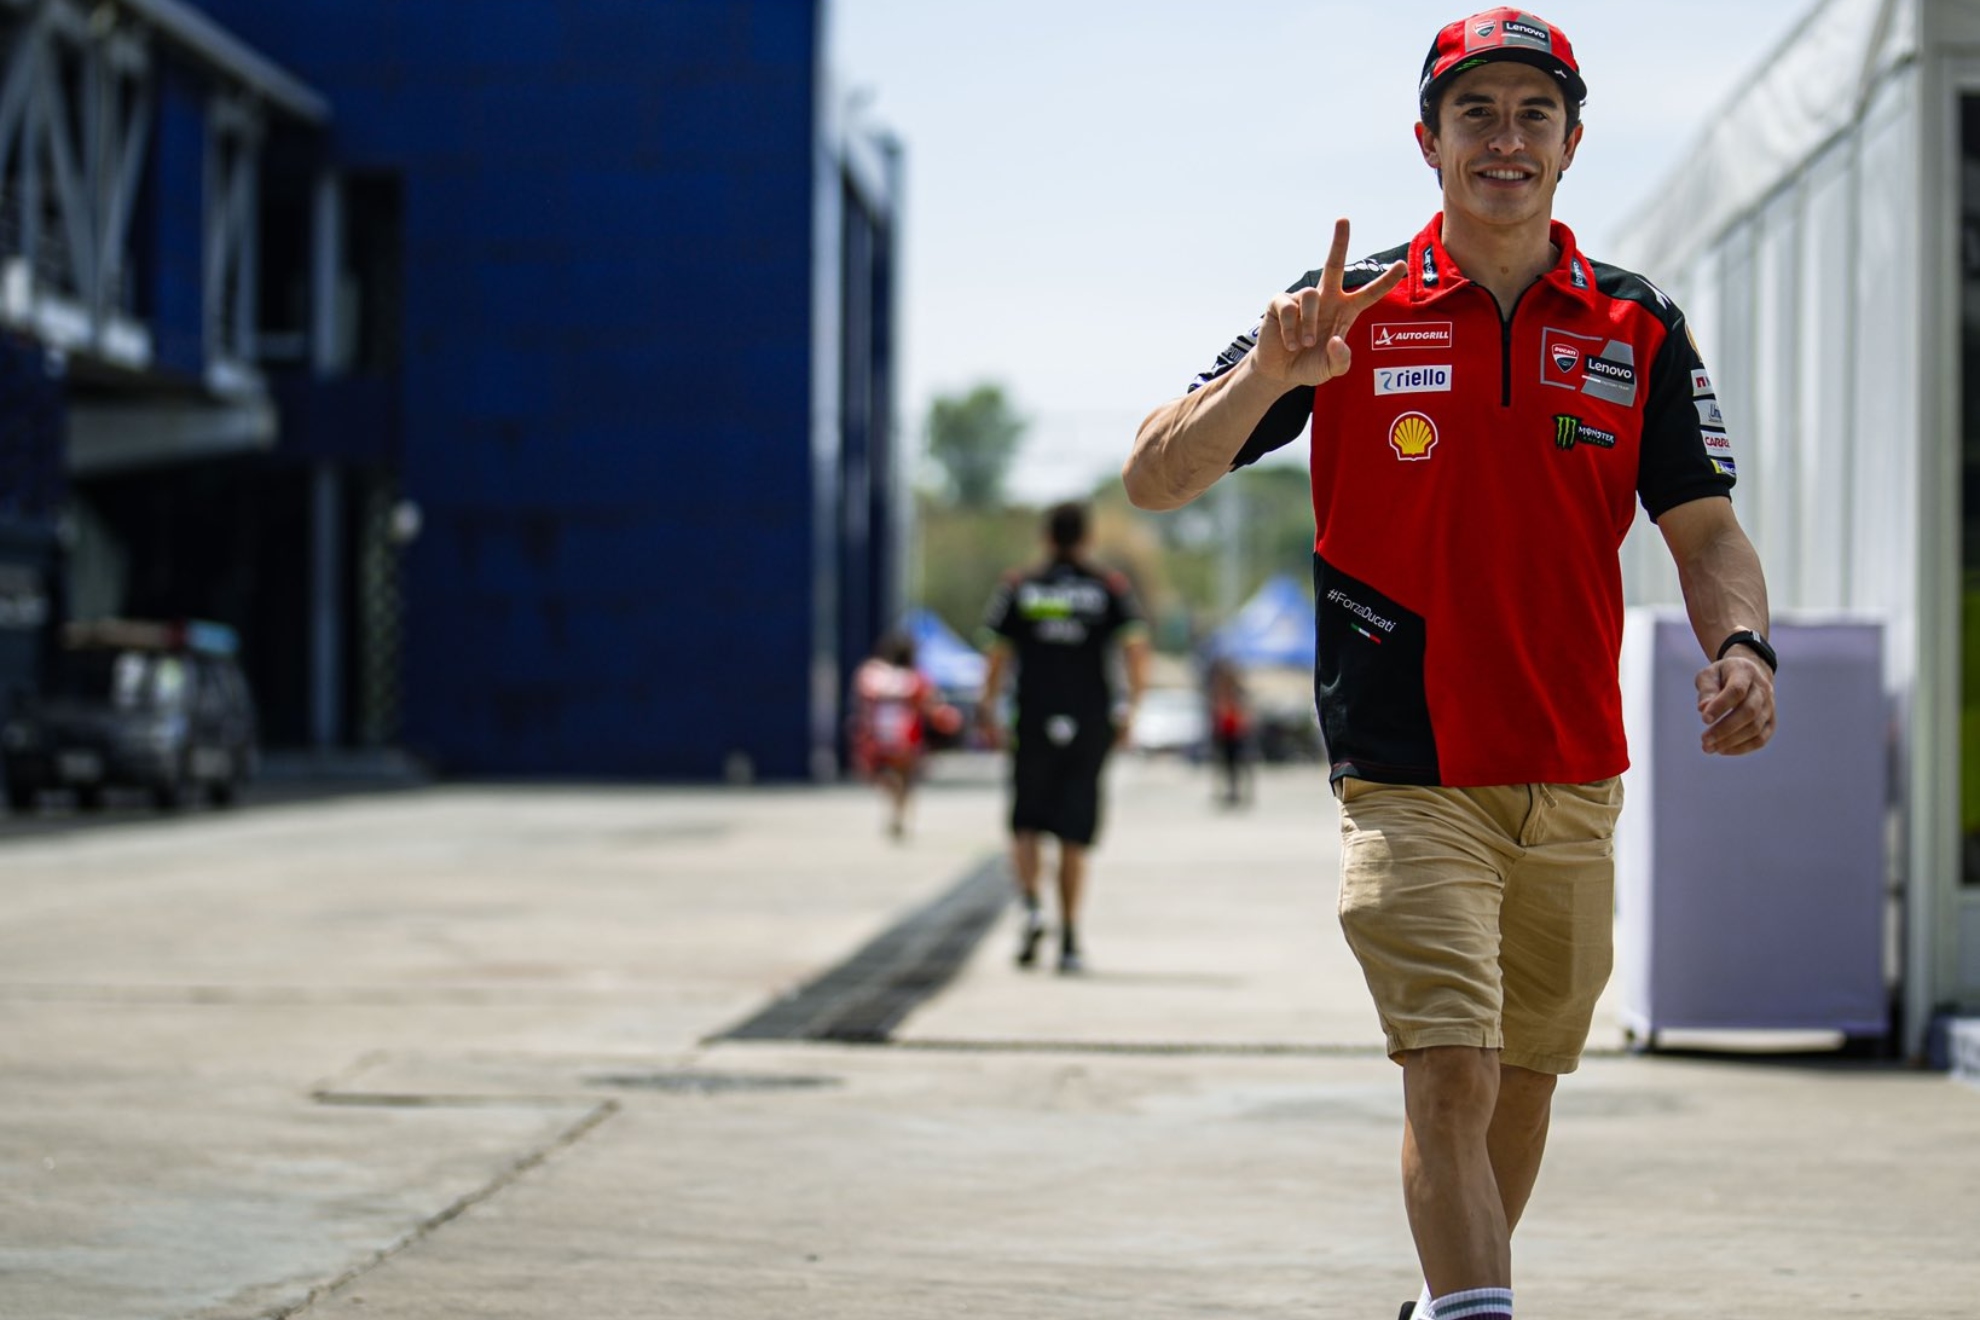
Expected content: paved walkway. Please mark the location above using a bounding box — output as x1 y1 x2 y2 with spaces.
0 755 1974 1318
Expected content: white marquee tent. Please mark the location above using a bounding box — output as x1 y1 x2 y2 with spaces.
1611 0 1979 1055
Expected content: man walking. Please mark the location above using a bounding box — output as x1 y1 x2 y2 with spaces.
1122 10 1775 1319
979 501 1149 975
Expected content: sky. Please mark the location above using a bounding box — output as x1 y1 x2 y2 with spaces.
830 0 1819 503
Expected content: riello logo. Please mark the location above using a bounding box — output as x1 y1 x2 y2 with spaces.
1389 412 1439 461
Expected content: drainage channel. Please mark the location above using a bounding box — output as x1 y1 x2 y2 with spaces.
716 853 1010 1044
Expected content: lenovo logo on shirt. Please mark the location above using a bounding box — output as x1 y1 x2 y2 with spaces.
1540 327 1640 407
1372 322 1453 352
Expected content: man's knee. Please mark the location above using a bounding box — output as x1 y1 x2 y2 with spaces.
1493 1065 1557 1133
1401 1046 1501 1137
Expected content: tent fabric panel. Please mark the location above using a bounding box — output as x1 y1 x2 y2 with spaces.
1752 190 1803 604
1795 137 1859 608
1610 0 1916 278
1206 574 1316 669
901 607 988 693
1846 69 1923 687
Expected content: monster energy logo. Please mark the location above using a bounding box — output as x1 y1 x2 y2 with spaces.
1553 414 1617 451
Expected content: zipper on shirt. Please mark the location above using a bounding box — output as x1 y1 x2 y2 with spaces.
1490 286 1534 409
1500 313 1513 407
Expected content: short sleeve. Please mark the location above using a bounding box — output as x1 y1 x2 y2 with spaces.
1638 313 1737 521
981 576 1021 645
1190 270 1325 472
1104 572 1145 638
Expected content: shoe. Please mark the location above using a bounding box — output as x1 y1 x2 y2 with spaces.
1015 910 1046 968
1057 949 1085 975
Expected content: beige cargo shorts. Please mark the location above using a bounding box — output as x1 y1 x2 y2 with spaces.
1335 777 1624 1074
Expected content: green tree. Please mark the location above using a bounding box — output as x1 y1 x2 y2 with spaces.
926 383 1026 509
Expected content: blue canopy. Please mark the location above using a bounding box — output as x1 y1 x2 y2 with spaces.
902 607 988 693
1205 574 1316 668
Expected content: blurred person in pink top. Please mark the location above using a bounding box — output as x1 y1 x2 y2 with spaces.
849 631 942 839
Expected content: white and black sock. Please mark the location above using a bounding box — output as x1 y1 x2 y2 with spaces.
1429 1287 1512 1320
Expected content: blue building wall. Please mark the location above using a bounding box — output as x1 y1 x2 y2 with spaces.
0 333 65 705
194 0 836 778
139 60 210 380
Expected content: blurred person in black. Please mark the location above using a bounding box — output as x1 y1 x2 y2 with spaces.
978 502 1149 974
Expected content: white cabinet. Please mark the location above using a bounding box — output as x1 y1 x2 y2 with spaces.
1616 610 1889 1047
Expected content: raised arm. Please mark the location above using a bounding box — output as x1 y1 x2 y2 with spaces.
1123 218 1404 511
1658 495 1775 756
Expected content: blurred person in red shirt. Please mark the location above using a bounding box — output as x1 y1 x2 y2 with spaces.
1206 656 1253 807
850 631 942 839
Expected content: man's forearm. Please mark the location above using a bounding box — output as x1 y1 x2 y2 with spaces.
1672 521 1771 659
1123 355 1289 511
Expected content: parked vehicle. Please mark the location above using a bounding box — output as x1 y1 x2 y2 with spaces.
1129 687 1208 758
1 619 258 812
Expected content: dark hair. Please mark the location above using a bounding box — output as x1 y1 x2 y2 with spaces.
875 630 916 668
1046 501 1087 551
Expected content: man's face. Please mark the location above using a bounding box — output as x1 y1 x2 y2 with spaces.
1416 61 1582 233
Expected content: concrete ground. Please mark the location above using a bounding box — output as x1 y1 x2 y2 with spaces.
0 754 1974 1319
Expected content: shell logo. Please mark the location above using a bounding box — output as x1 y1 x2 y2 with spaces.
1389 412 1438 461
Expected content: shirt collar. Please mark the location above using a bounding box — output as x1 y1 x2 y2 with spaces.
1407 215 1596 307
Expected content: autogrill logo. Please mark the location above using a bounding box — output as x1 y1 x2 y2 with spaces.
1327 589 1397 634
1373 322 1454 351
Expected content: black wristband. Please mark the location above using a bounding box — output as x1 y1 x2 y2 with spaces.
1716 628 1777 673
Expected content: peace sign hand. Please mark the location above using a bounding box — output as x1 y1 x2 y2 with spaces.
1255 219 1407 389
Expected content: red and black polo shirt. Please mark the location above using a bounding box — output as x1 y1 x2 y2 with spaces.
1189 215 1735 787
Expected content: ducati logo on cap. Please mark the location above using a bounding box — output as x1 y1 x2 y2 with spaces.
1475 22 1495 37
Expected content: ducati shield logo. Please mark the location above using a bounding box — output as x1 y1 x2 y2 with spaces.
1389 412 1439 461
1475 22 1496 38
1540 328 1637 406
